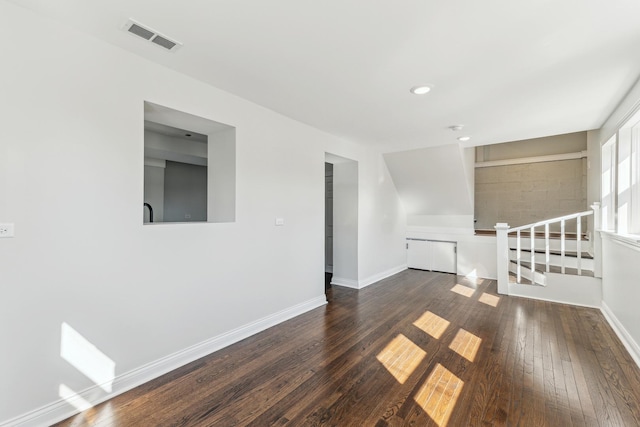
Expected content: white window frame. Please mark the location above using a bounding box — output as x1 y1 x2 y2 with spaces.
601 135 617 231
603 109 640 238
630 119 640 234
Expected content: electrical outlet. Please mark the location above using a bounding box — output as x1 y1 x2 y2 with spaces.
0 223 15 238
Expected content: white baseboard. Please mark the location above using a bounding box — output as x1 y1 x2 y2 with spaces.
1 296 327 427
358 264 407 289
331 276 359 289
601 302 640 370
331 265 407 290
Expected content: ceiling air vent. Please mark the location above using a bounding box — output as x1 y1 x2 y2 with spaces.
123 19 182 52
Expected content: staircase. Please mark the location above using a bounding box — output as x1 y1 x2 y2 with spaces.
508 233 594 285
495 204 603 307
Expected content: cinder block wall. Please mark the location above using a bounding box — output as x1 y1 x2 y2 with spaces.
474 132 588 231
475 159 587 231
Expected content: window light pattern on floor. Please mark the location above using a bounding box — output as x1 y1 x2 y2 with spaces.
376 334 426 384
375 277 500 425
479 292 500 307
413 311 450 340
448 328 482 362
450 284 475 298
413 363 464 427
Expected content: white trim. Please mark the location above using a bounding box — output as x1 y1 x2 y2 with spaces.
330 276 360 289
475 151 587 168
507 289 601 310
601 302 640 369
407 226 474 236
331 264 407 290
144 157 166 168
358 264 407 289
1 296 327 427
600 230 640 252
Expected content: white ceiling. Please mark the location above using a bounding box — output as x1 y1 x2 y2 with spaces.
12 0 640 152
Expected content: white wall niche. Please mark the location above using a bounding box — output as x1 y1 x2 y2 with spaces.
143 101 236 224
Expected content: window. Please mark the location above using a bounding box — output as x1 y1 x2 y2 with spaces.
601 135 616 231
601 110 640 235
630 119 640 233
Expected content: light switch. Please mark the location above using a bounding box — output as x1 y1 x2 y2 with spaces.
0 223 15 238
275 218 285 226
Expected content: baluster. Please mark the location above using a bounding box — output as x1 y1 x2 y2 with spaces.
545 223 550 272
517 229 521 282
577 216 582 275
561 219 566 274
591 203 602 278
530 225 535 281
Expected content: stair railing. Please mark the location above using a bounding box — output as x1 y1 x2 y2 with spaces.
495 203 601 295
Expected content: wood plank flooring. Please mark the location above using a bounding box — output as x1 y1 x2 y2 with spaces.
55 270 640 426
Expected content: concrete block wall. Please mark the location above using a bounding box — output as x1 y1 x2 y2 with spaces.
475 158 587 231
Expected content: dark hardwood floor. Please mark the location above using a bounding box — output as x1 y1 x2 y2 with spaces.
55 270 640 426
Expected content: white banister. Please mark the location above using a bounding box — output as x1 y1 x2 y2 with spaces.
544 223 550 272
530 225 535 274
495 223 510 295
577 216 582 275
496 209 594 287
561 219 566 274
507 209 594 232
516 229 521 282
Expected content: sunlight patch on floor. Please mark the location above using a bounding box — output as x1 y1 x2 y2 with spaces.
377 334 426 384
448 329 482 362
450 284 475 298
413 311 450 339
479 292 500 307
413 363 464 426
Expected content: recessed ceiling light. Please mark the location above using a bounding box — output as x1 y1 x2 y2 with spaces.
449 125 464 131
410 85 432 95
457 136 471 142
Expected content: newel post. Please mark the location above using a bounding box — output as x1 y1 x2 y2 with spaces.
495 223 510 295
591 202 602 278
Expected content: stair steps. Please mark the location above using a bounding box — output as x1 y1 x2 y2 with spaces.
494 207 602 306
509 248 594 271
510 260 595 277
508 235 594 286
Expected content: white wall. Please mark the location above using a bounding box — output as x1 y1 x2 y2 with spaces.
384 144 474 218
0 2 406 424
590 75 640 367
356 151 408 286
601 235 640 365
208 128 236 222
331 161 359 285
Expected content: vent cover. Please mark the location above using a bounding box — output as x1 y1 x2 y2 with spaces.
123 19 182 52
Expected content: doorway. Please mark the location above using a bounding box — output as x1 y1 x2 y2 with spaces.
325 153 358 290
325 162 333 290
